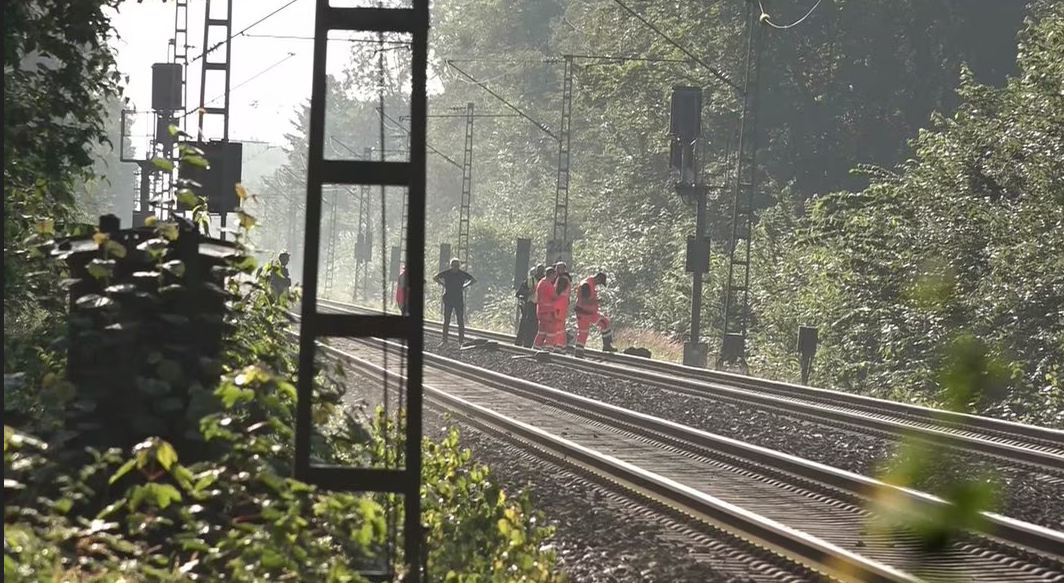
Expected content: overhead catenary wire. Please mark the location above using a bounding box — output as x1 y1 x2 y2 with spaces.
378 110 464 171
446 60 558 140
609 0 739 92
190 0 303 65
758 0 823 29
185 51 298 119
243 33 411 45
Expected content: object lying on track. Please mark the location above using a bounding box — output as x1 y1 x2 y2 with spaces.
460 338 498 352
622 347 653 359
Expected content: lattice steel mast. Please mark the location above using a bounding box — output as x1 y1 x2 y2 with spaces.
719 0 766 368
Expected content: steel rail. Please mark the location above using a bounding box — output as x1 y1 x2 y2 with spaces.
312 339 919 582
293 314 1064 563
317 299 1064 471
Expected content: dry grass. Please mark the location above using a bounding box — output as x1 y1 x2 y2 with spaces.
612 327 685 362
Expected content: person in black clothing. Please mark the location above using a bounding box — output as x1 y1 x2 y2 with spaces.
269 250 292 301
433 258 476 345
515 264 545 347
554 262 574 348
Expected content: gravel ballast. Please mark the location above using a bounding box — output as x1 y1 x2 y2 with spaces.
421 409 807 583
332 352 808 583
430 342 1064 531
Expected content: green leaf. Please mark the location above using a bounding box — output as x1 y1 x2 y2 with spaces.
156 221 180 241
177 188 200 208
86 259 116 280
147 482 182 508
152 156 175 171
155 440 178 470
109 458 137 484
103 239 128 258
183 154 209 168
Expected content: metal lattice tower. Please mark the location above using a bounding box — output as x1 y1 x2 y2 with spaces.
353 147 373 302
172 0 190 134
399 194 409 265
720 2 765 363
323 188 339 297
398 136 411 273
456 102 474 267
194 0 235 237
295 0 429 579
551 55 574 247
196 0 233 144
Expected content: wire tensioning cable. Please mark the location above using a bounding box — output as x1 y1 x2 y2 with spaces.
758 0 823 29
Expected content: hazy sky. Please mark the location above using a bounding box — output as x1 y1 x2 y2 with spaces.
109 0 349 147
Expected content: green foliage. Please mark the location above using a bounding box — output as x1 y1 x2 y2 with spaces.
750 2 1064 426
4 0 124 316
864 331 1005 574
424 427 558 581
6 237 561 581
5 3 562 580
364 414 561 582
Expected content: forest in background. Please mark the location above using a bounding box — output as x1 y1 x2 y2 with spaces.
155 0 1059 426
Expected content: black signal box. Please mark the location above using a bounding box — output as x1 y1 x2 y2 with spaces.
670 86 702 141
177 141 243 214
152 63 183 112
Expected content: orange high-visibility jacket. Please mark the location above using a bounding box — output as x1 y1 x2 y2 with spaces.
395 269 408 305
554 273 571 315
536 277 557 316
574 275 600 315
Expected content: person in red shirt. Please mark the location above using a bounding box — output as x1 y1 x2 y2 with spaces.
533 266 558 349
574 271 616 355
395 264 409 316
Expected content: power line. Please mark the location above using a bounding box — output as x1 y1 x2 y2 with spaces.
244 33 411 45
567 54 692 64
609 0 739 92
758 0 823 29
446 60 558 140
377 111 464 170
191 0 302 65
184 52 298 119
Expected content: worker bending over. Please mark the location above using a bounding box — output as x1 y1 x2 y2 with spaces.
533 266 559 350
574 271 616 355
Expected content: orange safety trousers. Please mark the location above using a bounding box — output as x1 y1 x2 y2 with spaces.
576 311 611 346
533 310 555 347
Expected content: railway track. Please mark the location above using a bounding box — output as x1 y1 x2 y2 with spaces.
317 298 1064 475
303 328 1064 583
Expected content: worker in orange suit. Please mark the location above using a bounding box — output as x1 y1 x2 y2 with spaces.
574 271 616 355
395 263 409 316
533 266 558 350
553 262 574 349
